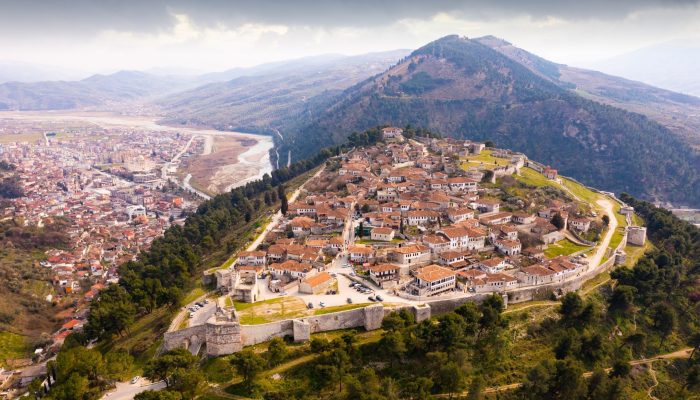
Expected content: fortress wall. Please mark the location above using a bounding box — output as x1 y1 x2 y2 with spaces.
163 325 207 352
241 320 294 346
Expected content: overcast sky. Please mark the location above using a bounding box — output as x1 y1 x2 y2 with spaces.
1 0 699 74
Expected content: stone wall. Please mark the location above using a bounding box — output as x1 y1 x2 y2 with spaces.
241 320 294 346
206 319 243 356
163 325 207 352
240 305 383 346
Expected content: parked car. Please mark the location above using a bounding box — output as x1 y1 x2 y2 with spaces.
319 302 326 307
131 376 140 384
347 298 353 304
368 296 376 302
307 302 314 309
204 299 209 304
375 295 384 301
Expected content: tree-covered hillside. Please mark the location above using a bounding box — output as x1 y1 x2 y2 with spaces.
279 35 700 207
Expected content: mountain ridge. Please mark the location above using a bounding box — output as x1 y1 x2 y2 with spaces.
279 35 700 206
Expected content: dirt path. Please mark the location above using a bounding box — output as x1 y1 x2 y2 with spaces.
646 362 660 400
433 348 693 398
503 301 559 315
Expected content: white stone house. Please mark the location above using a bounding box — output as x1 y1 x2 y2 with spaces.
237 251 266 266
370 227 395 242
408 265 457 296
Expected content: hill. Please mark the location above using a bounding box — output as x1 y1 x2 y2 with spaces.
156 50 410 132
0 71 191 110
476 36 700 149
279 35 700 207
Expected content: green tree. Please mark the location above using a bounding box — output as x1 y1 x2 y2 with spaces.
50 373 90 400
266 337 288 367
609 285 637 314
134 390 183 400
55 346 103 382
379 330 406 365
26 378 44 400
310 337 331 354
435 362 465 398
278 185 288 215
144 348 198 387
169 368 204 400
554 329 580 359
520 359 586 400
559 292 583 326
327 347 351 392
402 376 433 400
650 303 677 337
231 349 265 387
102 351 134 381
467 375 485 400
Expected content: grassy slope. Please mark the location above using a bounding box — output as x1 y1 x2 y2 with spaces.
543 239 589 258
0 331 29 366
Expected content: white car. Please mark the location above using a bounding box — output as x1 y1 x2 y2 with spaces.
131 376 140 384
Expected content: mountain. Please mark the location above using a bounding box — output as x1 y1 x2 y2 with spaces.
0 71 193 110
280 35 700 206
590 38 700 98
476 36 700 148
156 50 410 132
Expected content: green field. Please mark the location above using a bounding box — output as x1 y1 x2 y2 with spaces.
560 177 603 205
0 331 29 365
461 149 511 171
608 227 626 251
543 239 590 258
515 167 557 188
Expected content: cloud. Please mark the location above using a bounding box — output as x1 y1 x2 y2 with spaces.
1 0 698 38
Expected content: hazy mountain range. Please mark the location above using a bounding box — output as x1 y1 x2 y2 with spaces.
591 38 700 98
0 37 698 206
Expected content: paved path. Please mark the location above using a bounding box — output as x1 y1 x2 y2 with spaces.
586 199 618 269
183 173 212 200
244 165 325 254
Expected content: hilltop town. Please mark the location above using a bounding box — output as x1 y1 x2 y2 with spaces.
165 127 647 357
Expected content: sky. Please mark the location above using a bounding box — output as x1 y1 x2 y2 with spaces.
1 0 699 75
